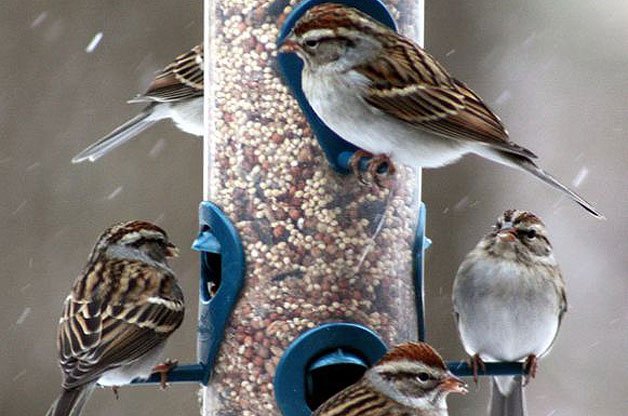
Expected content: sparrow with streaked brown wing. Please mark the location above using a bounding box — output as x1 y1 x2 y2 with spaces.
46 221 185 416
280 4 603 218
72 44 203 163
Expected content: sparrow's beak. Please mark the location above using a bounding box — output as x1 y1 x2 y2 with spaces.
497 227 517 242
279 35 299 54
440 373 468 395
166 242 180 258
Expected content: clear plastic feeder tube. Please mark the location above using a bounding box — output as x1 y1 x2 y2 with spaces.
203 1 424 414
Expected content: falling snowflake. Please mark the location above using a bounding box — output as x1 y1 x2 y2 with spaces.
572 167 589 188
31 11 48 28
106 186 123 200
16 307 32 325
85 32 103 53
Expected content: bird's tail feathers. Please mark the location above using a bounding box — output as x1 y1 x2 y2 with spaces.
493 375 517 396
46 384 95 416
490 376 526 416
71 105 161 164
474 147 604 219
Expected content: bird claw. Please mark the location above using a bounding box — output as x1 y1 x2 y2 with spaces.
152 358 179 390
367 154 396 189
111 386 120 400
470 354 486 385
349 149 373 185
349 150 395 189
523 354 538 386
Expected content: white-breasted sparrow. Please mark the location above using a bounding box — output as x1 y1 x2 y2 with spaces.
280 4 603 218
72 44 203 163
452 210 567 416
313 342 467 416
46 221 185 416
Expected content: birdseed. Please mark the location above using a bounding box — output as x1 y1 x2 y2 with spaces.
204 1 423 413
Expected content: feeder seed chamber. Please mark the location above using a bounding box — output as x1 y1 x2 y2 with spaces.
202 1 423 414
133 1 525 415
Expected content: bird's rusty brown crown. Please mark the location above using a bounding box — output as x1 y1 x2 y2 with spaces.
293 3 386 38
378 342 448 370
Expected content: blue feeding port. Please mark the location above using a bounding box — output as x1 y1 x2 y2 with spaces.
132 201 245 386
275 323 388 416
277 0 397 173
194 201 246 385
307 350 368 411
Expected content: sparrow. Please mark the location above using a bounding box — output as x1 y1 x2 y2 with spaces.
279 4 603 218
452 210 567 416
313 342 467 416
46 221 185 416
72 44 203 163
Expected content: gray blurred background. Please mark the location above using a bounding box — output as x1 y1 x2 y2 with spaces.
0 0 625 415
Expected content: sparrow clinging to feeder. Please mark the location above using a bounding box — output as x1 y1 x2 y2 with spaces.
280 4 602 218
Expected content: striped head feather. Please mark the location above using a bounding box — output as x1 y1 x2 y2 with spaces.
377 342 447 370
293 4 389 39
90 220 178 265
481 209 557 265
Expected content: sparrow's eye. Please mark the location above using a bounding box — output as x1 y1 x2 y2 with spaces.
526 229 537 239
417 372 430 382
304 39 319 48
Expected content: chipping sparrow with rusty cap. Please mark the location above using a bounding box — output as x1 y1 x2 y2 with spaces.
72 44 204 163
452 210 567 416
46 221 185 416
280 4 603 218
313 342 467 416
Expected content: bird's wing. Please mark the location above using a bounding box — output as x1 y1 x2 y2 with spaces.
313 378 396 415
131 44 204 103
453 310 461 331
58 262 185 389
353 39 537 159
540 276 568 358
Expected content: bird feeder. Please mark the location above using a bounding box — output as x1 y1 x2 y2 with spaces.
131 0 526 414
200 0 425 414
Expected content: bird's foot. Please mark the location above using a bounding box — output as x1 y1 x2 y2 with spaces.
366 154 396 189
112 386 120 400
152 358 179 390
470 354 486 385
523 354 538 386
349 149 374 185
